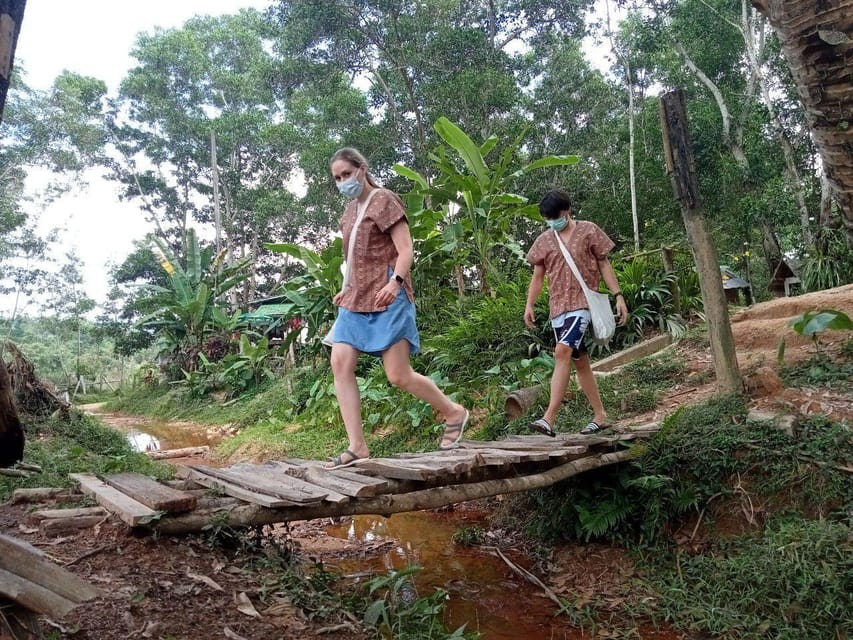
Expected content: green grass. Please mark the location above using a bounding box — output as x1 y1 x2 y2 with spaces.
781 353 853 390
482 352 688 441
636 518 852 640
1 410 170 501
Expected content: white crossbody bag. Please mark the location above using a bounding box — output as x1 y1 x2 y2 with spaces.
322 189 380 346
552 229 616 344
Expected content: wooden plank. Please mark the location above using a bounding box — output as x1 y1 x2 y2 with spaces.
230 464 348 504
460 440 582 453
0 534 101 604
347 459 437 481
386 454 480 475
40 516 107 537
103 473 197 513
0 567 80 618
181 467 298 508
203 464 329 504
10 487 78 504
281 460 391 489
30 506 108 522
69 473 159 527
454 446 553 463
267 462 385 498
504 436 592 452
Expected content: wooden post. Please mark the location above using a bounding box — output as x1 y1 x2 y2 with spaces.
0 0 26 125
659 90 742 394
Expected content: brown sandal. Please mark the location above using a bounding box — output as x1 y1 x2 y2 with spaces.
439 410 469 450
327 449 366 468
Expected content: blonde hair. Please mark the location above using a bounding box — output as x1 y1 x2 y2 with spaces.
330 147 380 188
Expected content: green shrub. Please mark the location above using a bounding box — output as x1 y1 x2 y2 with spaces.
1 411 168 501
519 394 852 545
642 518 852 640
424 281 546 383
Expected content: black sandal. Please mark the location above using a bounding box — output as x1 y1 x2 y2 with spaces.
580 421 611 435
530 417 556 437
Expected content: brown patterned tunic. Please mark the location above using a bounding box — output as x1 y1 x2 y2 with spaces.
337 188 414 312
526 220 615 319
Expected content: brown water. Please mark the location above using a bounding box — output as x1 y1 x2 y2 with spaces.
326 510 590 640
81 404 219 452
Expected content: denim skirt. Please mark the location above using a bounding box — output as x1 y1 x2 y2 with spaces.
326 289 420 357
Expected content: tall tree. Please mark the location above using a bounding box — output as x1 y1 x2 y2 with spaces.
752 0 853 245
0 0 26 124
636 0 813 273
108 9 301 306
1 71 107 319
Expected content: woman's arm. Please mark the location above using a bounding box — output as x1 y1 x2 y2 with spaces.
374 220 414 308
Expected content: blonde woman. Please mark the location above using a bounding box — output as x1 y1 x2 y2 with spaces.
324 147 469 467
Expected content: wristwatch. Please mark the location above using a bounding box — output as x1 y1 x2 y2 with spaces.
393 273 404 284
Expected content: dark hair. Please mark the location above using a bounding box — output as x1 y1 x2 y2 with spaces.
539 189 573 219
330 147 380 188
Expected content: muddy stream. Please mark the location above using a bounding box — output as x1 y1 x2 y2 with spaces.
86 407 656 639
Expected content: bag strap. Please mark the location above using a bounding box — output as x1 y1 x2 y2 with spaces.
342 188 380 289
552 229 592 296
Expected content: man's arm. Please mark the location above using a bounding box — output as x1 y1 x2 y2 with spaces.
597 257 628 326
524 264 546 328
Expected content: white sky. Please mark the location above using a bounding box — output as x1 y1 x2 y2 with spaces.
5 0 271 316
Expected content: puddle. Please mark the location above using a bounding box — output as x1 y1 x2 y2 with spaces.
81 405 221 452
326 511 588 639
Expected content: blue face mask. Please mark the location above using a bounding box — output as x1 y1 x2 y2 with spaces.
337 171 364 199
546 216 568 231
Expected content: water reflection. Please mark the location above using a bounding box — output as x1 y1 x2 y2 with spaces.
127 430 161 452
85 406 219 453
327 512 589 640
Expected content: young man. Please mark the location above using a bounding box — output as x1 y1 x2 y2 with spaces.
524 189 628 436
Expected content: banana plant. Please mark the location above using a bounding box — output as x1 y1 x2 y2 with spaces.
263 238 343 346
140 228 252 351
394 117 580 296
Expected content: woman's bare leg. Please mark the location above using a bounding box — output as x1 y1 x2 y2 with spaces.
328 342 369 465
382 340 467 445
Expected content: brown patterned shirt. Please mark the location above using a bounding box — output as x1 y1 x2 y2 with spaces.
337 188 414 312
526 220 615 319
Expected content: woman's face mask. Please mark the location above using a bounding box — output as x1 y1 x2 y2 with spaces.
546 215 568 231
336 168 364 199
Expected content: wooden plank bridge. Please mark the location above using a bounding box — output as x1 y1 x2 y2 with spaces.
68 424 659 536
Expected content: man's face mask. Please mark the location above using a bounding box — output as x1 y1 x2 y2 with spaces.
337 169 364 199
546 216 568 231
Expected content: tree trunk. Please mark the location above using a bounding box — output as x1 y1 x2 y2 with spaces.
752 0 853 244
660 90 743 395
0 0 26 125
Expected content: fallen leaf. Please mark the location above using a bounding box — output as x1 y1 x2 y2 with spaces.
17 524 39 535
187 571 224 591
235 592 261 618
141 621 164 638
223 627 249 640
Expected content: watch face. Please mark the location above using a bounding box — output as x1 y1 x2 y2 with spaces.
395 274 404 283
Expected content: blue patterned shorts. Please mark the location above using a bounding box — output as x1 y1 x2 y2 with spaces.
551 309 591 360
